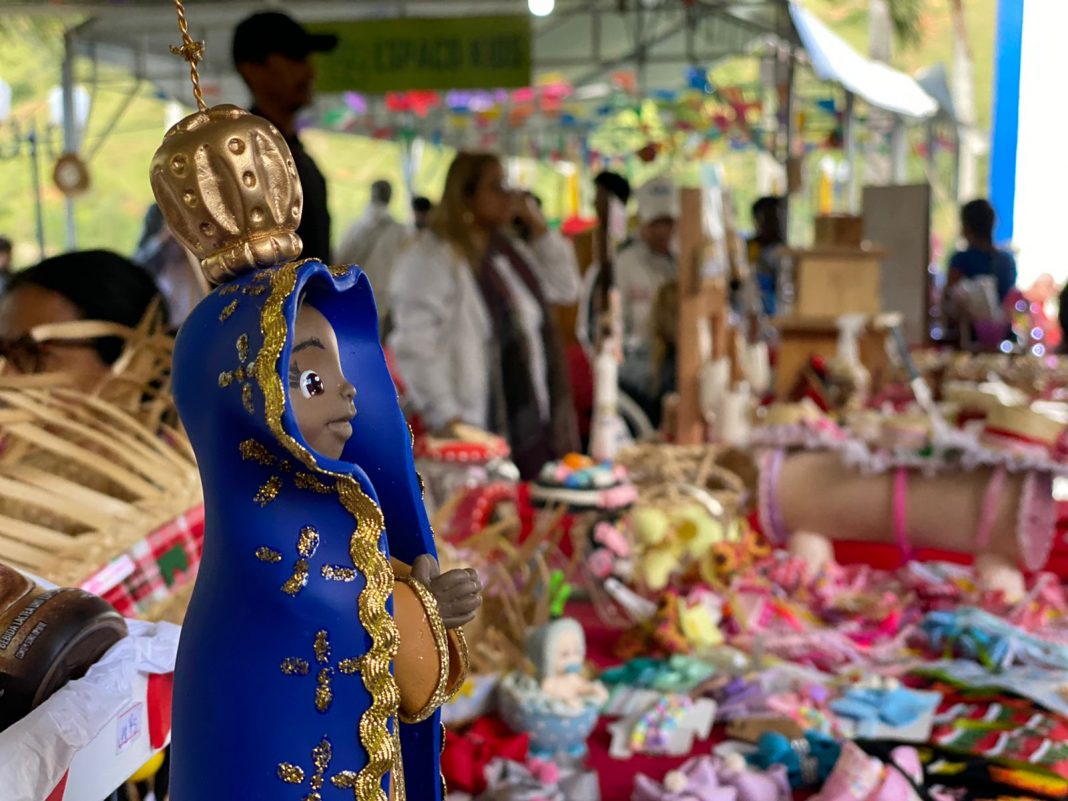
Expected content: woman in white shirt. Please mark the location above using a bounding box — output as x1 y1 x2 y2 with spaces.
389 152 581 478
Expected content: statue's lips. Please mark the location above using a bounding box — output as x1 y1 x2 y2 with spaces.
328 420 353 439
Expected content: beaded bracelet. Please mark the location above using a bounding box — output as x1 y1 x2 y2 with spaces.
790 737 819 786
629 695 692 753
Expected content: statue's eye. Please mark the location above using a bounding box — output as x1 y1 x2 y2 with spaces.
299 370 324 399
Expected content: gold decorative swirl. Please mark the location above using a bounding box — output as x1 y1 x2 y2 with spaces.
240 439 276 467
219 300 238 321
340 478 399 799
391 721 407 800
253 475 281 506
278 763 304 784
448 628 470 705
254 546 282 563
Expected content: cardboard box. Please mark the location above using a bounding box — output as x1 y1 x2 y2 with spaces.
814 215 864 248
792 247 883 318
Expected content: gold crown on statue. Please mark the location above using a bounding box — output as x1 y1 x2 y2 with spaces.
150 105 304 285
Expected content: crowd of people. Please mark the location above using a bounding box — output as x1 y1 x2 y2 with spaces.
0 10 1061 490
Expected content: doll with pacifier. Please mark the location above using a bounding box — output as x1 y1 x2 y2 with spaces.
499 617 607 759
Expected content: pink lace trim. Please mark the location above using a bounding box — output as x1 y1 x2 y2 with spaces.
758 449 789 545
1018 470 1056 572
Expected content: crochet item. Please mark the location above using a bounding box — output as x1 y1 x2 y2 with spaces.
749 730 841 789
629 695 693 754
632 755 789 801
922 608 1068 672
530 454 637 511
616 590 726 660
808 741 925 801
477 758 600 801
600 655 716 693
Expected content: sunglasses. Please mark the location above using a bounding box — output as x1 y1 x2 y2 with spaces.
0 333 100 374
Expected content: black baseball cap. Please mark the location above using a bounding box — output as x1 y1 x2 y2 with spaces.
232 12 338 65
595 171 631 205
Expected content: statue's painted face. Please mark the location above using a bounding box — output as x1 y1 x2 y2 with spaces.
288 303 356 460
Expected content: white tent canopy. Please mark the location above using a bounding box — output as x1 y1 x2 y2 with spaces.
4 0 936 118
50 0 800 108
789 1 937 119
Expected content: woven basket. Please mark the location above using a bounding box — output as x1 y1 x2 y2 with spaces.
0 311 200 592
435 501 569 677
616 443 749 515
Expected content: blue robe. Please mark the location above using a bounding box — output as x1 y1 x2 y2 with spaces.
170 260 443 801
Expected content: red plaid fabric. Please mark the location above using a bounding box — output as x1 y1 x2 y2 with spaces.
80 505 205 617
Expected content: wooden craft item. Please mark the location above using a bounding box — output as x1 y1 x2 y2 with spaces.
773 313 900 400
726 715 805 744
813 215 864 249
0 563 127 731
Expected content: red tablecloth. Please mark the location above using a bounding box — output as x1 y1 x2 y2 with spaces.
498 502 1068 799
570 601 817 800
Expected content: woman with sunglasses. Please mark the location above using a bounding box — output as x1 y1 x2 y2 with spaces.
0 249 166 391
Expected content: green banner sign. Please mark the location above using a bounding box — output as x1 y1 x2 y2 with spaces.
309 16 532 93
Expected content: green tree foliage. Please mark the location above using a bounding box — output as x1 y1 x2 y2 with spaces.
889 0 926 47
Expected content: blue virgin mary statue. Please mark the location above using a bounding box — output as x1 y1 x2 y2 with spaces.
152 105 471 801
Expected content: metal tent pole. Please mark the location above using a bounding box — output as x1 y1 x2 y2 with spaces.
844 91 859 212
61 28 78 250
28 122 45 260
782 47 796 240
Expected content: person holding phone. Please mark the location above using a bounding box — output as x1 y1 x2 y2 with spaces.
389 152 581 478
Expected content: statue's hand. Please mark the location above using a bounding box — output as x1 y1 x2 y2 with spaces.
411 554 482 629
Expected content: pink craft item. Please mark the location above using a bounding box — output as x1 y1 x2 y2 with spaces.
594 522 631 557
588 548 615 579
1020 471 1056 573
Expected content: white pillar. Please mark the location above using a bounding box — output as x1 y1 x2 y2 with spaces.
890 117 908 184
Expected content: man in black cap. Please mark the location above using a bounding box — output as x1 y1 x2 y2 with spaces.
233 12 337 262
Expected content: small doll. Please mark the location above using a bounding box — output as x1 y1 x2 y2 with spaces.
155 105 481 801
498 618 606 758
529 617 609 709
